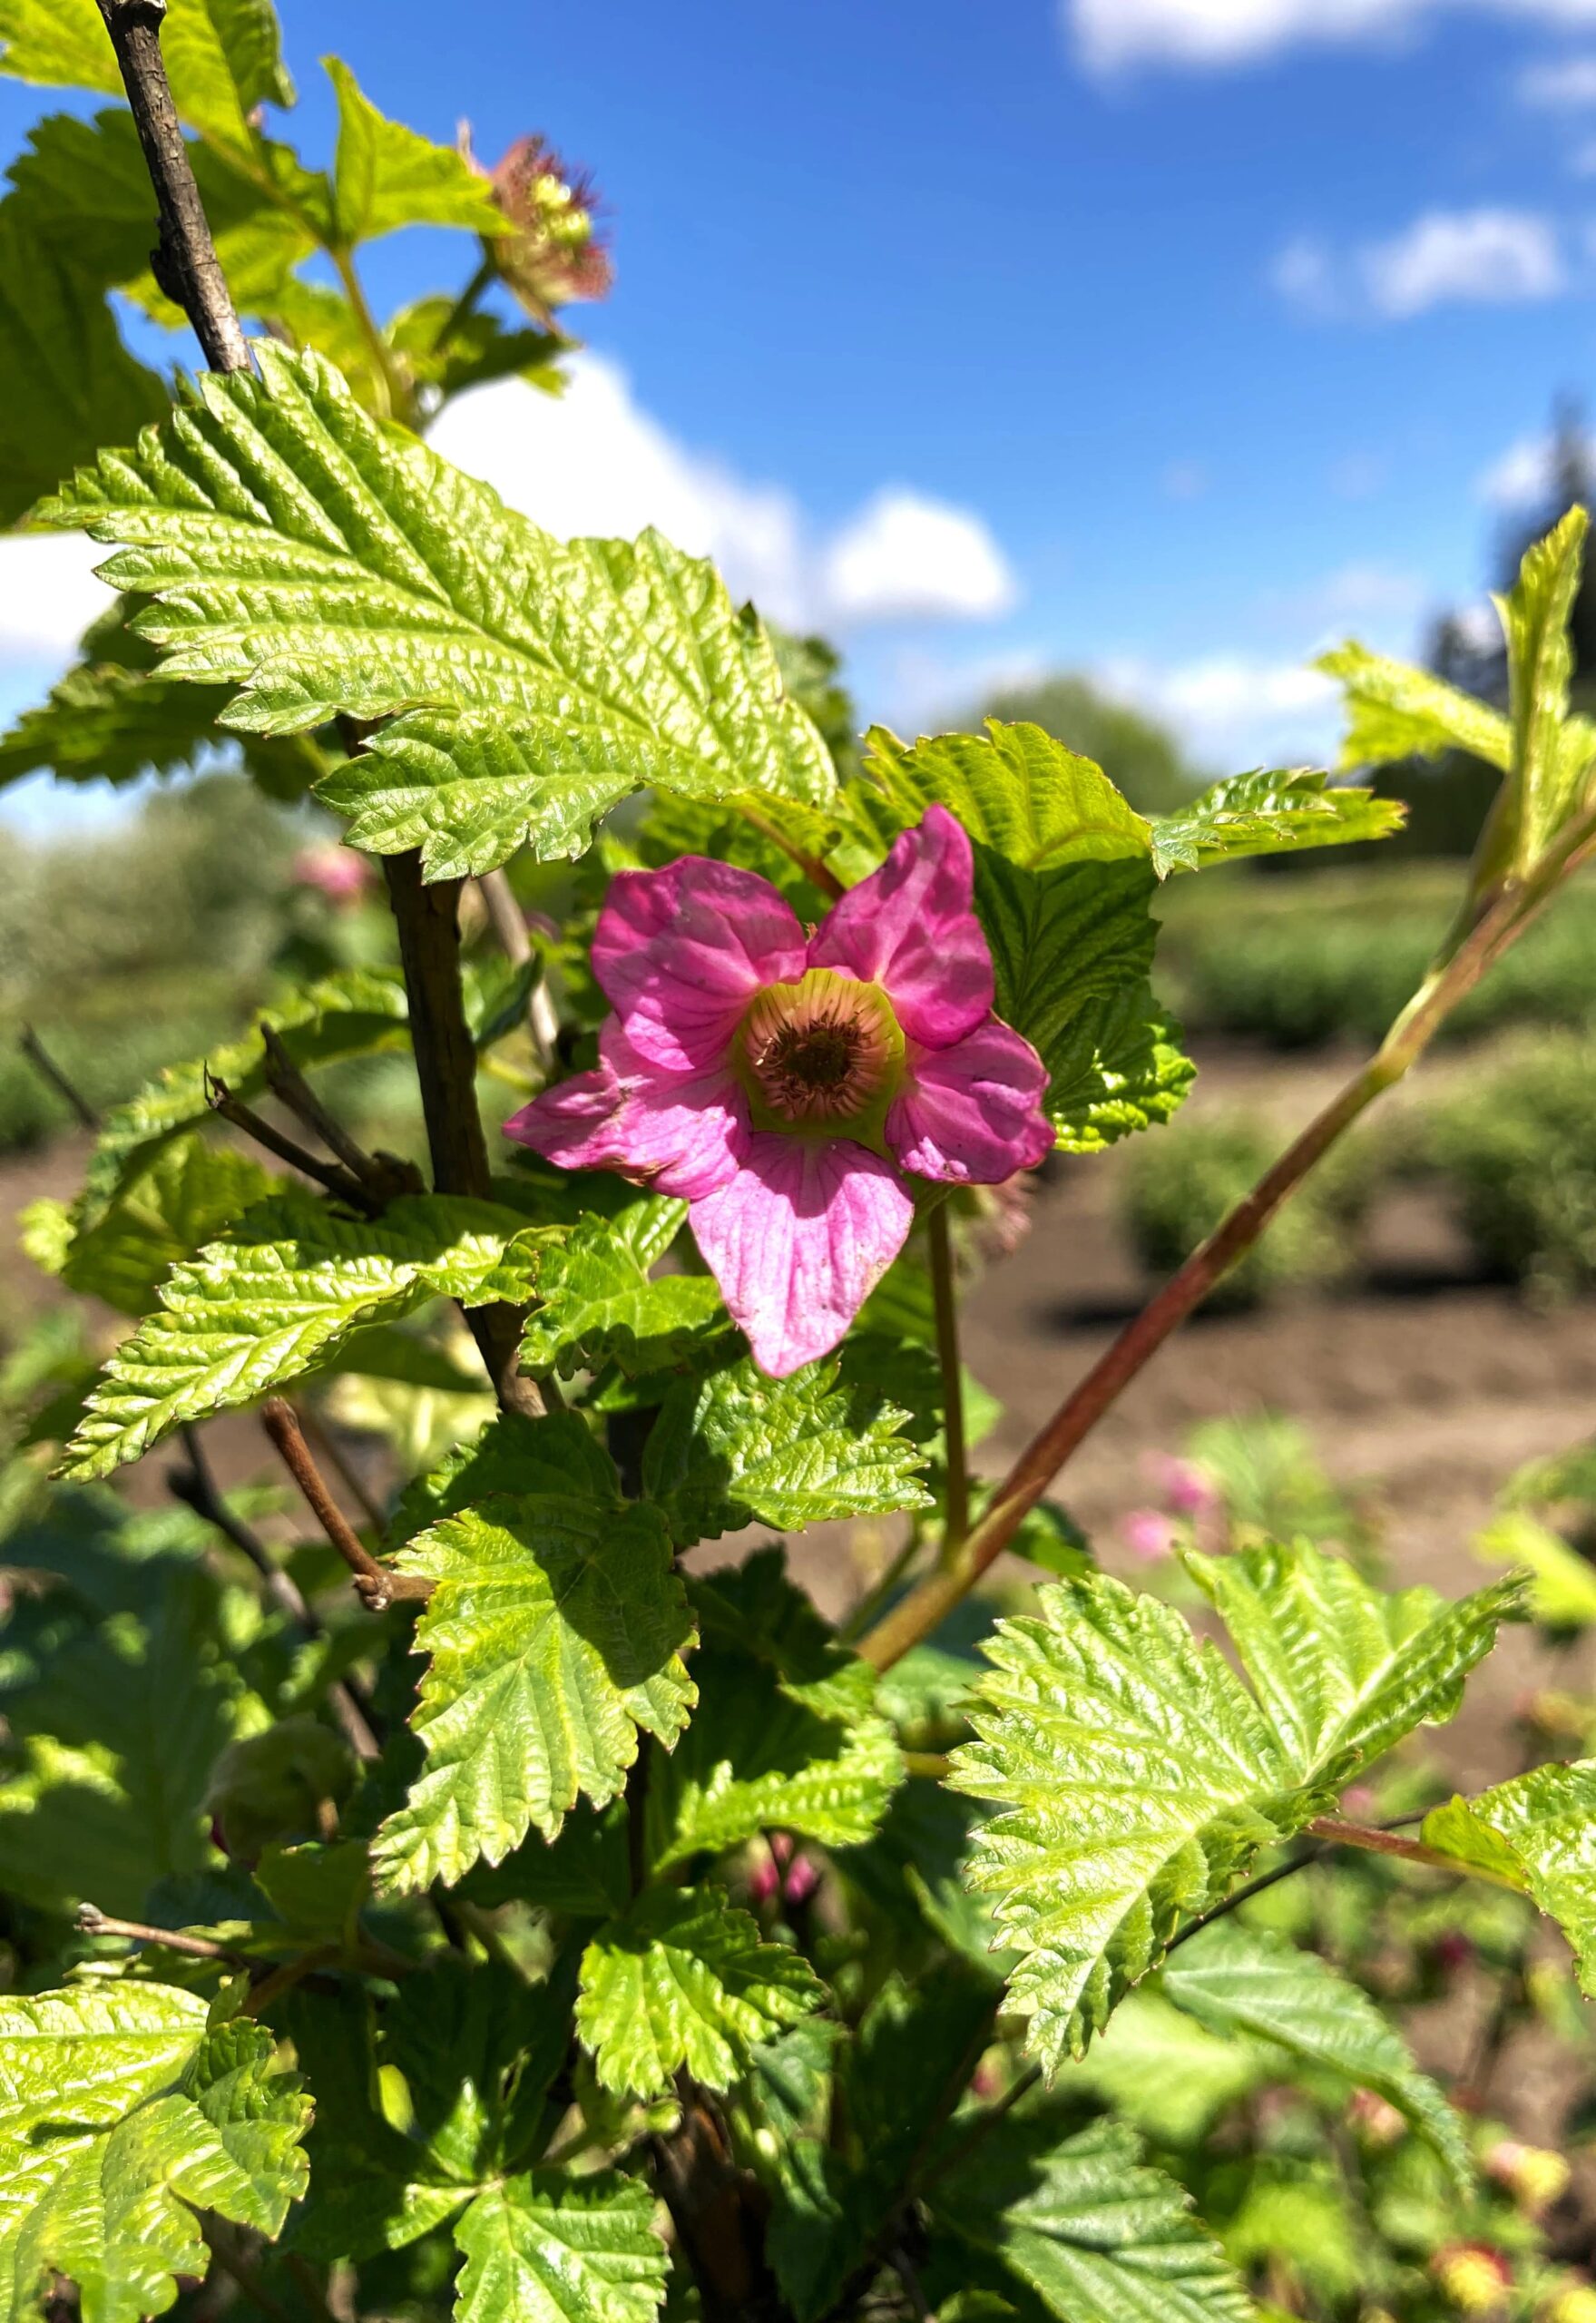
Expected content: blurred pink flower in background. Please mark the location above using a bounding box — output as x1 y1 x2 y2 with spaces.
293 844 374 907
1145 1450 1219 1517
1121 1508 1179 1563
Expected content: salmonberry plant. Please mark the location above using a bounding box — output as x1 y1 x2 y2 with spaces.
5 5 1596 2320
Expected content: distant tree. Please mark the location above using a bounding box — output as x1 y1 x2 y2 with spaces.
978 672 1198 816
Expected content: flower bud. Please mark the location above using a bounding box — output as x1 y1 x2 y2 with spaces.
1348 2088 1405 2148
1484 2138 1571 2213
1432 2245 1512 2314
1121 1508 1178 1563
484 136 613 316
1146 1452 1219 1517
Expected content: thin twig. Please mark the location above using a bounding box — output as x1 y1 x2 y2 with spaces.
476 867 559 1061
297 1402 386 1532
922 2061 1042 2191
207 1073 373 1209
859 811 1596 1673
1164 1847 1326 1955
240 1942 339 2017
927 1205 969 1560
77 1903 244 1964
1303 1815 1471 1875
201 2227 297 2323
261 1397 431 1610
18 1024 98 1130
259 1024 420 1203
93 0 252 372
283 2254 343 2323
171 1426 379 1759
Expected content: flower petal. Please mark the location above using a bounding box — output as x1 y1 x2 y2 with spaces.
593 856 808 1071
689 1134 915 1377
808 803 991 1047
505 1024 749 1200
887 1017 1053 1183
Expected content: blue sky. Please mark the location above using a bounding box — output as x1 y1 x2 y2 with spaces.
5 0 1596 822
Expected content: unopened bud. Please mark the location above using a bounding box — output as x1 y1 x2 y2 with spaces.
482 135 613 315
1485 2139 1571 2213
1348 2088 1405 2147
1433 2245 1512 2314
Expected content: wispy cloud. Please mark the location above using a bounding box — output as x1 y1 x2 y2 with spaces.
1067 0 1596 75
1518 53 1596 103
1274 209 1567 319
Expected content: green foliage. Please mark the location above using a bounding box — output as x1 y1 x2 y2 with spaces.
41 344 835 878
325 57 499 246
1425 1759 1596 1991
642 1352 932 1544
1158 1920 1472 2189
0 1983 309 2323
951 1547 1523 2068
576 1885 820 2096
1121 1110 1373 1306
925 2113 1253 2323
1317 642 1512 775
863 722 1195 1151
517 1204 726 1380
49 1131 281 1316
1149 767 1405 877
980 670 1197 818
1424 1032 1596 1296
371 1494 696 1891
453 2171 669 2323
59 1192 550 1478
647 1553 902 1867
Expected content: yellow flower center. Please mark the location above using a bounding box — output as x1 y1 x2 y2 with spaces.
739 969 904 1138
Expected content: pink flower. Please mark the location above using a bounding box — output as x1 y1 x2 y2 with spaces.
1146 1452 1219 1518
504 809 1052 1376
1121 1508 1179 1563
293 844 373 905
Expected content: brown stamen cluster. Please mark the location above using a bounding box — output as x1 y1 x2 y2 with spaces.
753 1007 870 1121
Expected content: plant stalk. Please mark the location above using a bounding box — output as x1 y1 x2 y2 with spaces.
860 809 1596 1671
927 1203 970 1559
94 0 252 373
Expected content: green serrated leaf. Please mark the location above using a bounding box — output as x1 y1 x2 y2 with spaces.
288 1957 570 2268
517 1208 724 1381
58 1132 281 1318
40 345 836 878
767 1963 996 2323
0 1984 308 2323
576 1885 820 2097
642 1352 931 1546
0 1563 244 1916
325 55 501 245
1316 641 1513 774
1149 768 1405 877
647 1574 902 1870
862 724 1193 1150
453 2171 668 2323
0 0 293 149
1423 1759 1596 1992
926 2113 1253 2323
76 965 412 1229
0 205 168 525
387 1407 623 1547
371 1498 695 1892
59 1193 552 1479
1159 1920 1471 2190
1499 505 1594 867
1184 1543 1527 1776
951 1546 1523 2069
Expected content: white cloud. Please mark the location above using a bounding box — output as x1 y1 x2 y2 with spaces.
1476 422 1596 501
1097 652 1341 766
427 354 1016 632
819 491 1016 623
1274 209 1567 319
1362 209 1564 314
1519 52 1596 100
1273 562 1429 627
0 535 115 667
1068 0 1596 74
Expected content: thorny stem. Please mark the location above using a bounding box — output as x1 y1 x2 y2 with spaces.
927 1205 968 1560
18 1024 98 1130
259 1024 420 1206
860 805 1596 1672
171 1424 378 1759
298 1401 386 1533
94 0 252 373
261 1397 430 1611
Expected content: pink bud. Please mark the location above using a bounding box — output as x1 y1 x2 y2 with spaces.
1339 1785 1378 1819
784 1854 819 1908
1147 1453 1219 1517
293 845 372 905
1121 1508 1178 1563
